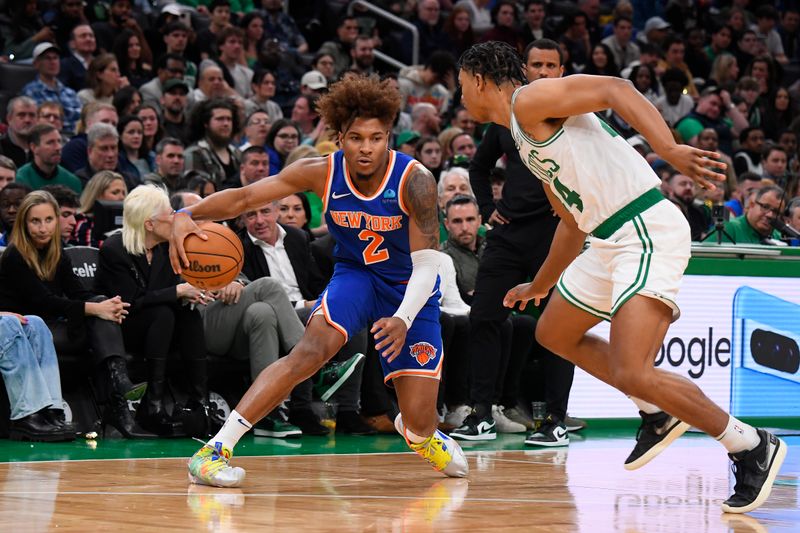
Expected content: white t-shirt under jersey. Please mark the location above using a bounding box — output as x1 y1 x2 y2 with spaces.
508 86 661 234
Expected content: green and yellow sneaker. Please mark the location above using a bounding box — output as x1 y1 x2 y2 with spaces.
187 444 246 488
409 430 469 478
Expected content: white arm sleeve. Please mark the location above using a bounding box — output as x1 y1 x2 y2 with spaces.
438 252 470 317
393 248 441 329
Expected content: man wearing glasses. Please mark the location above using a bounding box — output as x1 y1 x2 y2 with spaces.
721 185 785 244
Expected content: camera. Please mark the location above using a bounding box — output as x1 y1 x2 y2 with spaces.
711 203 727 225
750 328 799 374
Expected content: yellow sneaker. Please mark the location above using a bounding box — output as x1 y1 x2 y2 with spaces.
408 430 469 478
187 444 246 488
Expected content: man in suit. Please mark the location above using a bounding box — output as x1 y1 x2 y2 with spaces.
239 200 374 435
59 24 96 92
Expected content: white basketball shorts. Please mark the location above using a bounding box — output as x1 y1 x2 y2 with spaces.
556 199 691 322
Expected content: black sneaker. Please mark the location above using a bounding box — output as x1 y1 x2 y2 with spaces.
450 412 497 441
289 408 330 436
335 411 377 436
524 414 569 447
722 429 787 514
624 411 689 471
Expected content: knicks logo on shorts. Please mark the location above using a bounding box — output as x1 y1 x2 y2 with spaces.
410 342 438 366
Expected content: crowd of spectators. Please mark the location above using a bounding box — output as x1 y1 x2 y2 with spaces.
1 0 800 442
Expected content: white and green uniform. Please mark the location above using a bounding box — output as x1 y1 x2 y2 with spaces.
509 87 691 320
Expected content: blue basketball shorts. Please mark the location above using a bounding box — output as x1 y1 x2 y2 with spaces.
309 261 443 383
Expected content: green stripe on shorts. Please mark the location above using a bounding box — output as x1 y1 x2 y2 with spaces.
557 277 611 321
612 215 653 315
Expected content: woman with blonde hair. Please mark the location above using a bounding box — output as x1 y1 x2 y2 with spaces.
0 191 150 438
709 53 740 91
71 171 127 247
96 185 211 437
78 53 129 106
438 127 464 162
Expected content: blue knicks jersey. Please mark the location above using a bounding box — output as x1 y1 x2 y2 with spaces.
323 149 418 283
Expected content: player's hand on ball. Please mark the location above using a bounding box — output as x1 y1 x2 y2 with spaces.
372 317 408 362
169 212 207 274
503 281 550 310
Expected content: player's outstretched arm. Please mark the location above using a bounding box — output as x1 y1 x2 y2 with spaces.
504 187 586 310
372 164 441 362
168 157 327 273
515 76 726 189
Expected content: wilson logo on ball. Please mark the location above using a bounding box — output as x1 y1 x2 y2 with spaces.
181 222 244 290
187 261 222 273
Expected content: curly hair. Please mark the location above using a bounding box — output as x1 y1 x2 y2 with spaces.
187 98 241 144
316 75 401 134
458 41 525 86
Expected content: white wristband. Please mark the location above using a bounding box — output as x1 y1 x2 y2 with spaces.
393 249 441 329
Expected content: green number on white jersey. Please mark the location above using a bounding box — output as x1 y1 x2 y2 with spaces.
553 177 584 212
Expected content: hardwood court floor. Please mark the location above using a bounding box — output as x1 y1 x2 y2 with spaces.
0 427 797 532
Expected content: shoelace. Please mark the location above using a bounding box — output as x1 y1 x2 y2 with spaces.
414 437 444 470
635 414 666 441
729 460 750 496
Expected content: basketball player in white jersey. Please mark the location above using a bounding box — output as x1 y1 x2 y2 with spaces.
457 41 786 514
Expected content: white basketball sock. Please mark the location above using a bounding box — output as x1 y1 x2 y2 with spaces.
628 396 661 414
207 409 252 451
394 413 427 444
716 415 761 454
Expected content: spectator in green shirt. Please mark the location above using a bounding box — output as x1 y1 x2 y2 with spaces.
15 124 82 194
675 87 746 155
719 185 784 244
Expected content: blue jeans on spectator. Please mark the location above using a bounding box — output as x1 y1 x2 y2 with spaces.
0 315 63 420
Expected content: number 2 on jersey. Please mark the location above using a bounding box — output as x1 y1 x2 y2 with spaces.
358 230 390 264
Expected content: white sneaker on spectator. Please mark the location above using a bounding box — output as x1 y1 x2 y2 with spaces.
443 405 471 428
492 405 526 433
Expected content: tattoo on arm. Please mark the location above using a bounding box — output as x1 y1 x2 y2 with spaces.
404 165 439 250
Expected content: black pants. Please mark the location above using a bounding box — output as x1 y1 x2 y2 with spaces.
468 214 575 419
48 295 126 366
439 312 470 408
360 342 396 417
122 303 207 401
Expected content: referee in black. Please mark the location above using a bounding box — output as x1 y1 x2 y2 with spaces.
451 39 579 445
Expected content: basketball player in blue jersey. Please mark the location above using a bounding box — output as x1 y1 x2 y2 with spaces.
458 42 785 514
168 76 468 487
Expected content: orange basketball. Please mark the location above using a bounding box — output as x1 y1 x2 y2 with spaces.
181 222 244 290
